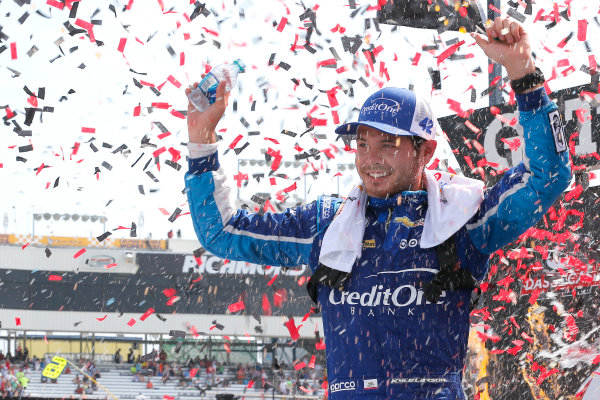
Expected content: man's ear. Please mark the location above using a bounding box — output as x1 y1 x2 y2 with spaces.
422 140 437 165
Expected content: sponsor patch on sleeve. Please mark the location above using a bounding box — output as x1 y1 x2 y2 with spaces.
363 378 378 390
548 109 567 153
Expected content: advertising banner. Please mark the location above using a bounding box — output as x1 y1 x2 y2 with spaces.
439 85 600 400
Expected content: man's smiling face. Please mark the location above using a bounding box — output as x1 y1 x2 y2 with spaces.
355 125 437 198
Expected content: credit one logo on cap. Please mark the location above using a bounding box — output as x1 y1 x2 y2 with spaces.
361 98 401 117
330 380 356 393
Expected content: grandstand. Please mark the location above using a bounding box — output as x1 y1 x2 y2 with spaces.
0 233 326 399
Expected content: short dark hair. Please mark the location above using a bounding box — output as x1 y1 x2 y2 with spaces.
411 137 426 149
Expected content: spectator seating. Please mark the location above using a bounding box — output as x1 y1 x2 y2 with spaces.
24 362 324 399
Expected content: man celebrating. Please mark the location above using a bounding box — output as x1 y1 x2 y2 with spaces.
184 17 571 400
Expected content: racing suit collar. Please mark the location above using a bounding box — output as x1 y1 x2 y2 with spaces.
367 190 427 209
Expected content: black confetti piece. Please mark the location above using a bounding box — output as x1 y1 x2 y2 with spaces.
45 248 52 258
507 8 526 23
69 1 79 18
428 68 441 90
101 161 112 171
97 231 112 242
146 171 159 182
19 144 33 152
233 142 249 155
277 61 291 71
168 207 182 223
130 222 137 237
18 12 29 24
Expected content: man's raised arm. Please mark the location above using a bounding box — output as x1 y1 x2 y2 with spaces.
467 18 572 253
184 81 327 267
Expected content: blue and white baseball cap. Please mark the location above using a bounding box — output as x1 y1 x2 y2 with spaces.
335 87 437 141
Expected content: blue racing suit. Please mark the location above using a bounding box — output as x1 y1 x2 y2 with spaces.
185 88 571 399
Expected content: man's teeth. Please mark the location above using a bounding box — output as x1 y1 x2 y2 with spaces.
368 172 389 178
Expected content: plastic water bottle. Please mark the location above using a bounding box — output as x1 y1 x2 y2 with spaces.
188 59 245 111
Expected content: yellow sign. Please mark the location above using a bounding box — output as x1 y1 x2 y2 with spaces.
116 239 167 250
42 356 67 379
393 217 424 228
39 236 91 248
362 239 376 248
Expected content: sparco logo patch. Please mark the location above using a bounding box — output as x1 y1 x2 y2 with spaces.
330 381 356 393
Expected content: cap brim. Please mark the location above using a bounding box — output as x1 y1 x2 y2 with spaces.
335 121 430 140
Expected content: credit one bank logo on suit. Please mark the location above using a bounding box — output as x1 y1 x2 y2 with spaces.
328 268 446 317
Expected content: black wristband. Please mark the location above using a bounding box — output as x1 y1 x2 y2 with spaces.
510 67 545 95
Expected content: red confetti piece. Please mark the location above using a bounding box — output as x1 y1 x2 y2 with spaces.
81 127 96 134
228 301 245 313
332 110 340 124
35 162 44 176
166 296 179 306
536 368 560 385
152 102 170 109
167 75 182 88
152 146 166 158
267 275 277 286
266 148 282 170
48 275 63 281
73 248 86 259
488 3 501 14
158 208 170 215
5 107 15 120
315 339 325 350
412 52 421 66
140 307 155 321
75 18 96 42
163 396 175 400
162 288 177 297
189 368 198 378
97 315 108 321
223 343 230 353
437 40 464 65
284 317 300 341
308 354 316 368
276 17 288 32
127 318 136 327
317 58 337 68
15 317 21 326
47 0 65 9
125 0 134 10
117 38 127 53
133 105 141 116
180 52 185 66
294 361 306 370
168 147 181 163
528 289 541 305
229 134 243 149
262 294 272 315
283 182 297 193
10 42 17 60
21 242 31 250
233 172 249 188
